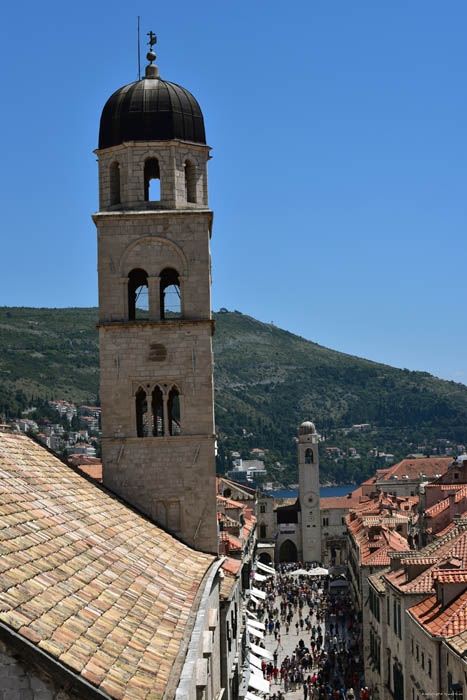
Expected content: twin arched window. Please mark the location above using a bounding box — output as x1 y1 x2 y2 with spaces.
127 267 181 320
136 385 181 437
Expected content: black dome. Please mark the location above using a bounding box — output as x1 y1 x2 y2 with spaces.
99 77 206 149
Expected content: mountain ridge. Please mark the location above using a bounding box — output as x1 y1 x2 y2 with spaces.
1 306 466 483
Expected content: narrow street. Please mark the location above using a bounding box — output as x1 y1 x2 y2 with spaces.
248 565 367 700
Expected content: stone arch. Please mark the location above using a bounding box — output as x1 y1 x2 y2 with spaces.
305 448 313 464
119 236 188 278
279 539 298 563
259 552 272 565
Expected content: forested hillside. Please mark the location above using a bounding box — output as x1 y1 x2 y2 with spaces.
1 307 466 483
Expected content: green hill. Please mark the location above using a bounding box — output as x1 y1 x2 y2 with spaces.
1 306 466 483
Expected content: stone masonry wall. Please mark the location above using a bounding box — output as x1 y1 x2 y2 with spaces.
0 639 73 700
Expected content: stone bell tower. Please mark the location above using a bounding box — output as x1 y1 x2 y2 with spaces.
298 421 321 562
93 36 218 554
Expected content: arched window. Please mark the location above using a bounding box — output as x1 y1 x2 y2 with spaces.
144 158 160 201
259 523 267 539
168 386 181 435
110 161 121 205
160 268 181 319
184 160 197 203
135 387 148 437
305 448 313 464
128 268 148 320
152 386 164 437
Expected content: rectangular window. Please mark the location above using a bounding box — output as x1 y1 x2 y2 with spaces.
397 602 402 639
387 596 390 626
428 659 432 677
416 645 419 662
421 652 425 669
393 599 397 633
323 517 329 526
411 638 414 655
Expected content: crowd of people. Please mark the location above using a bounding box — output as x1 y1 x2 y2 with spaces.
248 562 369 700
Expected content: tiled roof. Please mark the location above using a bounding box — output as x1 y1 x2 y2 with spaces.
378 458 451 481
432 569 467 584
368 568 390 593
0 433 214 700
385 527 467 594
76 463 103 482
320 487 365 510
217 495 243 509
219 533 243 551
408 588 467 636
444 629 467 657
221 557 241 576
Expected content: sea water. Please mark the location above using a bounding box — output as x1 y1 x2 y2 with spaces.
263 485 357 499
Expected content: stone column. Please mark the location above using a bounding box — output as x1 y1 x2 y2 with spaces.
179 276 186 318
148 276 161 321
163 392 169 437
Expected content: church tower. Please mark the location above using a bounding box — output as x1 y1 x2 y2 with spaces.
298 421 321 562
93 36 218 554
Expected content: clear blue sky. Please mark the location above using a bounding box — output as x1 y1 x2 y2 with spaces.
0 1 465 383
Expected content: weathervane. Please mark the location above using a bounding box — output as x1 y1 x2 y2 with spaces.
147 31 157 63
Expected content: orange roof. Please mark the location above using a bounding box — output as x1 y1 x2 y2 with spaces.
433 569 467 584
320 487 365 510
379 458 451 481
217 495 244 508
409 588 467 636
76 463 102 482
385 528 467 594
222 557 242 575
220 533 243 550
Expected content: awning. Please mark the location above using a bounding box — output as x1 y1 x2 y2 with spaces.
250 594 262 605
247 625 264 638
249 663 264 677
248 653 263 670
253 572 267 582
256 561 275 575
308 567 329 576
247 618 265 631
250 642 273 660
245 610 259 620
248 672 269 694
246 691 264 700
250 587 266 600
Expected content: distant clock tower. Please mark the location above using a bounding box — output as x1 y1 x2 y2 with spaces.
298 420 321 562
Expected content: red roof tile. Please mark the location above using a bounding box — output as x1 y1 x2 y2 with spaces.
409 588 467 636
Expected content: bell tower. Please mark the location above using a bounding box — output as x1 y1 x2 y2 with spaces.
298 421 321 562
93 36 218 554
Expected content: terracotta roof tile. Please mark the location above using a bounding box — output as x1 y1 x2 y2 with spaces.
0 433 214 700
379 458 451 481
409 588 467 636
